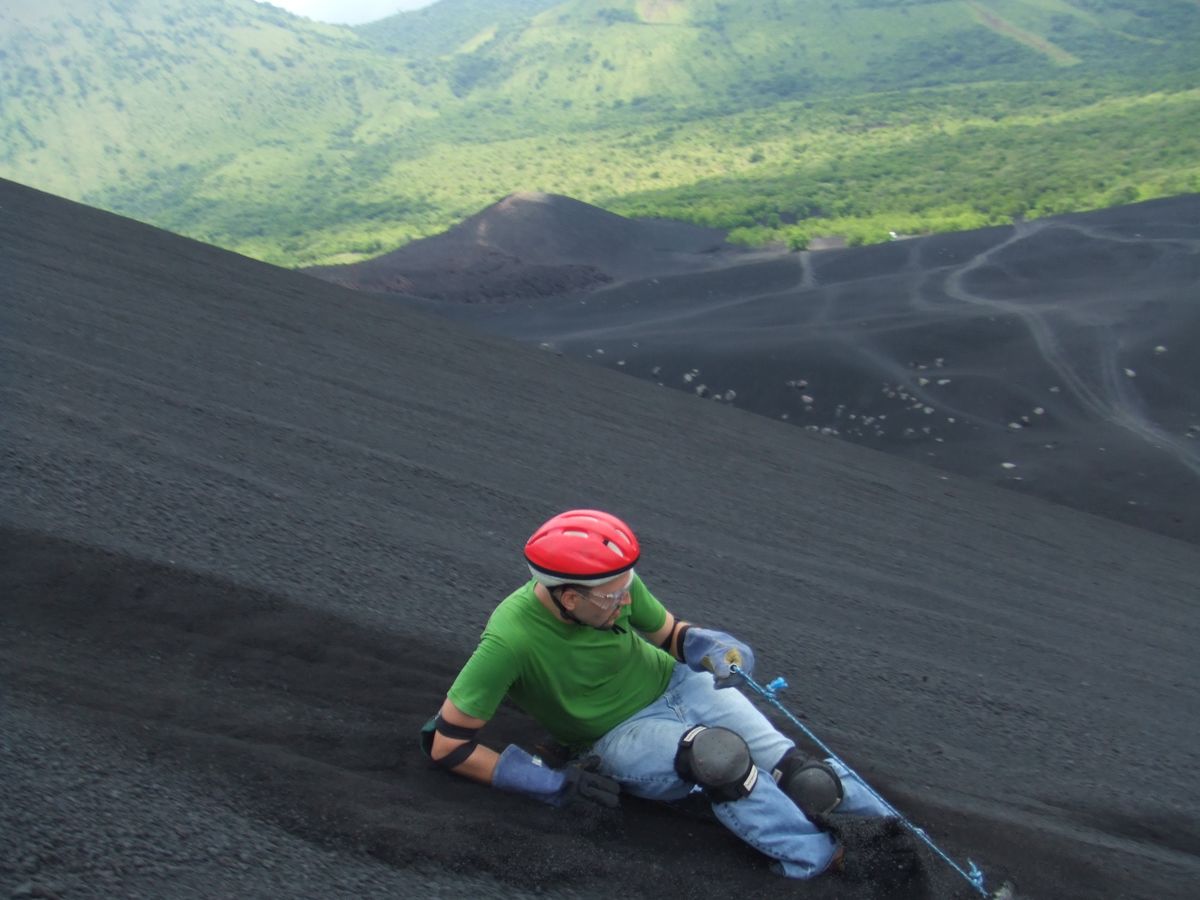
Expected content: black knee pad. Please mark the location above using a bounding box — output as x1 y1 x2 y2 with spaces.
674 725 758 803
773 750 844 817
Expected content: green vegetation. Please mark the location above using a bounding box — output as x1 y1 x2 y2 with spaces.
357 0 562 60
1 0 1198 266
610 84 1200 249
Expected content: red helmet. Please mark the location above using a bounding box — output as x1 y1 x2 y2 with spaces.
524 509 640 587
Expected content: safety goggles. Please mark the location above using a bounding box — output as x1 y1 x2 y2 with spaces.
579 570 635 614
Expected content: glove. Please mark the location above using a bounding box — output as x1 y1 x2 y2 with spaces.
491 745 620 808
681 627 755 685
813 816 924 889
561 755 622 808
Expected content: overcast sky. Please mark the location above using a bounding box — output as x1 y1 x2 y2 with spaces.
253 0 438 26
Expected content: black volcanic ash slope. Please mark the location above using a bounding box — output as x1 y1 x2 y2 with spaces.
433 196 1200 545
305 190 744 302
3 178 1200 900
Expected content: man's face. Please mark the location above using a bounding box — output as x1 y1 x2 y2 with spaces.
567 570 634 629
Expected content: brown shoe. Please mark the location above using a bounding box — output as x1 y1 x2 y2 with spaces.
825 844 846 874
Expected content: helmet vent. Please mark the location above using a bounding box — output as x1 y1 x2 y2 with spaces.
604 539 629 559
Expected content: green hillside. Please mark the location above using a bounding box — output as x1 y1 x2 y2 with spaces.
366 0 1083 118
1 0 1197 266
358 0 562 61
0 0 448 194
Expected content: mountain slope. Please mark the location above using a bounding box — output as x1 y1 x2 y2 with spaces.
0 0 446 242
424 194 1200 544
357 0 562 60
3 177 1200 898
363 0 1200 114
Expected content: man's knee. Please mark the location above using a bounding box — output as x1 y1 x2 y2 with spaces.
772 749 844 818
674 725 758 803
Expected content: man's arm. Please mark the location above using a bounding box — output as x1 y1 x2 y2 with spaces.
430 698 621 808
429 697 500 784
642 611 689 660
643 612 755 683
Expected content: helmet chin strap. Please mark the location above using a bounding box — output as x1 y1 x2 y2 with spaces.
550 588 584 625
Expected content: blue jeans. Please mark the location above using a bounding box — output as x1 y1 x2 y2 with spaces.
590 663 891 878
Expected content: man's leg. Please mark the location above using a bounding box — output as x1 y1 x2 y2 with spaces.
667 665 792 767
826 758 893 817
671 666 892 817
590 675 840 878
661 666 920 884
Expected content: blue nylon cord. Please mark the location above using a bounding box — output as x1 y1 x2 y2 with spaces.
730 665 990 897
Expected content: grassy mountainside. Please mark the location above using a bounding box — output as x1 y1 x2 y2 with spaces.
356 0 1075 126
0 0 443 189
1 0 1197 265
358 0 562 61
369 0 1200 107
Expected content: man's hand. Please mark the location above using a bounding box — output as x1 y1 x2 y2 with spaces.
682 627 756 685
560 756 621 808
491 745 620 808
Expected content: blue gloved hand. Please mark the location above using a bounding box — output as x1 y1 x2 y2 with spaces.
491 745 620 808
682 627 755 686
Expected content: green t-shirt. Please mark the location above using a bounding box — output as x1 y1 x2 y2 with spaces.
447 573 676 747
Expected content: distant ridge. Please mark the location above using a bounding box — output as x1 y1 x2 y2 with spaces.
306 191 750 302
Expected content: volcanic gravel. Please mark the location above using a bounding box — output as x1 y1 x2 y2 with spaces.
420 195 1200 545
3 178 1199 899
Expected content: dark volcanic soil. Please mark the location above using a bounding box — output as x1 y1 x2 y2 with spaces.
3 178 1200 900
421 196 1200 545
305 191 748 302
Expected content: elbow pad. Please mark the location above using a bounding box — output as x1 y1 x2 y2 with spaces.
420 713 481 769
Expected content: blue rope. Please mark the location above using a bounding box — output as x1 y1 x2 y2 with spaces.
730 665 990 898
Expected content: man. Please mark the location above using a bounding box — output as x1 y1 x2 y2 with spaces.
424 509 911 880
